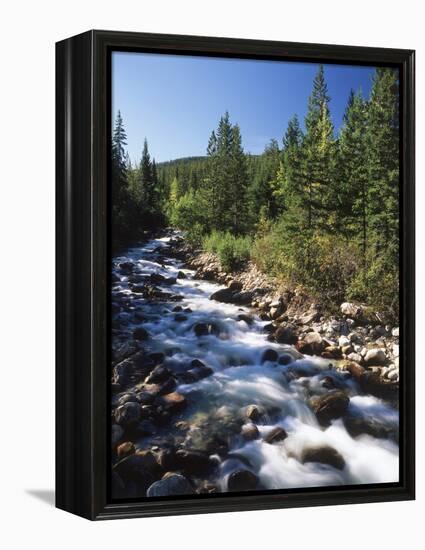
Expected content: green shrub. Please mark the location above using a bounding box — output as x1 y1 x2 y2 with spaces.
203 231 251 271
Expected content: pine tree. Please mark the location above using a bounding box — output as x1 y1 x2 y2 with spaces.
111 110 130 240
303 65 336 232
337 90 369 255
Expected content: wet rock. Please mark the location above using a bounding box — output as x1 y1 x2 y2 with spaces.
263 323 276 333
117 392 138 406
297 332 324 355
133 327 149 341
175 449 214 475
245 404 265 423
117 441 136 459
193 322 220 337
227 470 259 492
364 348 387 366
174 313 188 322
210 288 235 303
261 349 279 363
113 359 136 386
274 325 298 345
149 272 166 284
114 402 141 426
310 391 350 426
278 354 293 365
147 474 194 497
263 426 288 444
145 365 172 384
172 305 183 312
134 419 157 436
343 415 394 439
158 377 178 395
301 445 345 470
241 423 260 441
238 313 254 325
119 261 135 273
147 351 165 365
158 392 187 414
359 372 399 400
113 453 158 491
177 271 187 279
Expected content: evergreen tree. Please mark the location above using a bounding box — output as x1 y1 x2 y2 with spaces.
111 110 130 240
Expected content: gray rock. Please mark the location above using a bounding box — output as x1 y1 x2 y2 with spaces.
227 470 259 491
338 335 350 347
146 474 194 497
301 445 345 470
347 352 363 364
340 302 363 320
210 288 235 303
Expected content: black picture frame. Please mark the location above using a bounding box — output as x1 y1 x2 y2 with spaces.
56 29 415 520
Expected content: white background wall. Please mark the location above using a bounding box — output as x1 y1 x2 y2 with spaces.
0 1 422 548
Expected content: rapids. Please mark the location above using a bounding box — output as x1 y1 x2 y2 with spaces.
111 232 399 494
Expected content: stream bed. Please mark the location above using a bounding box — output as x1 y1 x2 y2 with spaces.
111 231 399 499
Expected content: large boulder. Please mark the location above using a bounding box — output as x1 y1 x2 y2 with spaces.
193 322 220 337
274 325 298 345
310 391 350 426
209 288 235 303
261 349 279 363
301 445 345 470
297 332 325 355
232 291 254 305
146 474 194 497
227 470 259 492
245 404 265 423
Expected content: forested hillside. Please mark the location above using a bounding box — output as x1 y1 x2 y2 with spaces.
111 65 399 317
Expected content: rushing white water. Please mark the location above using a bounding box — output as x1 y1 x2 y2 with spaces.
112 232 399 492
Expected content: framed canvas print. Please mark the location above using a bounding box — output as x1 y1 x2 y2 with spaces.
56 30 415 520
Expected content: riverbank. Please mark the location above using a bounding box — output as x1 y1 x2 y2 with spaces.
178 235 400 391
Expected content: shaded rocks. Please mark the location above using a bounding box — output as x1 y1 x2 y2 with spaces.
274 325 298 345
343 415 395 440
146 473 194 497
210 288 235 303
263 426 288 444
175 449 215 475
261 348 279 363
301 445 345 470
238 313 254 325
114 402 141 426
310 391 350 426
179 359 213 383
321 346 342 359
145 365 172 385
111 424 124 448
133 327 149 341
227 470 259 492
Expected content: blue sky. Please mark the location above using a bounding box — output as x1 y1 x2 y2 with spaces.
112 52 376 164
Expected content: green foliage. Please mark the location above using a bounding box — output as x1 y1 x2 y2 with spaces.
203 231 251 271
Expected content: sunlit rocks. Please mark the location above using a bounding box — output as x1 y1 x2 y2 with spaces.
297 332 325 355
301 445 345 470
147 474 194 497
321 345 342 359
340 302 363 320
114 402 141 426
117 441 136 459
263 426 288 444
310 391 350 426
227 470 259 492
158 392 187 414
245 404 266 423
